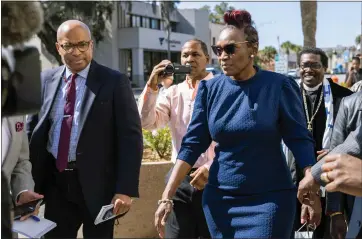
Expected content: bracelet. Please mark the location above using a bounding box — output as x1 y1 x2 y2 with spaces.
329 212 343 217
158 199 174 207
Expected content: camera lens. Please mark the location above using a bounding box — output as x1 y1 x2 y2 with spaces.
164 64 174 74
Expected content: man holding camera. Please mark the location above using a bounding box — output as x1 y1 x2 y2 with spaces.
138 39 215 238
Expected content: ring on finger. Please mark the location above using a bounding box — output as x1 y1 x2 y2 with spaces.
320 172 331 183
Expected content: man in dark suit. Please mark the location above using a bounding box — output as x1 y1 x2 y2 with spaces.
285 47 352 238
26 20 143 238
299 92 362 238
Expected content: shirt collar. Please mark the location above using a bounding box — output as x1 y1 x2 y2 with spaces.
65 63 91 80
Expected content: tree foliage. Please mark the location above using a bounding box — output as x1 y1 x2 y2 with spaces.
201 2 235 24
37 1 114 65
356 35 361 46
281 41 302 55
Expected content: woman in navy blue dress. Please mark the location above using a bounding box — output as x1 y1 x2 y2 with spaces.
155 10 317 238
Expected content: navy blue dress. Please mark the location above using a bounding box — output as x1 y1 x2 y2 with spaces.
177 69 316 238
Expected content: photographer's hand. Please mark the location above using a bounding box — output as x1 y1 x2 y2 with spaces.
17 191 43 221
148 60 172 91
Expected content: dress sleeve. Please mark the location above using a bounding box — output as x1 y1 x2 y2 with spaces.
177 80 212 167
279 78 316 169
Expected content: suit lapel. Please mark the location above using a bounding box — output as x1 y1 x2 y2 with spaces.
77 61 104 142
34 67 64 134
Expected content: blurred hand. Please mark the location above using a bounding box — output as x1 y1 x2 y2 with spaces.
111 194 132 215
300 194 322 227
321 154 362 197
297 169 320 204
317 149 329 161
154 201 173 238
17 191 43 221
190 166 209 190
148 60 172 91
329 214 347 239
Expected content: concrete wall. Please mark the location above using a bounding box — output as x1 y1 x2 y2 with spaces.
114 161 173 238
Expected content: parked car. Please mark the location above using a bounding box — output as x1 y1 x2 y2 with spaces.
287 69 300 79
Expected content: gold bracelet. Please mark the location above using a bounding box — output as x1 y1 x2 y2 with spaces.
329 212 343 217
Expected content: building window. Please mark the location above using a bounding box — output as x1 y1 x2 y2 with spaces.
213 37 216 45
142 17 150 28
132 15 141 27
151 19 160 30
125 14 131 27
170 22 177 32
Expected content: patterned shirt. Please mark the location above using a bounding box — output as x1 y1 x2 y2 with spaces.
47 64 89 161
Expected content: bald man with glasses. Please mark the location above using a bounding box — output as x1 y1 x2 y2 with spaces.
26 20 143 238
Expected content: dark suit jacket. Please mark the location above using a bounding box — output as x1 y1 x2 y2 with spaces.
26 60 143 220
311 92 362 238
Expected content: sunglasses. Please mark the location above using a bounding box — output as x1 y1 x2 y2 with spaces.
211 41 249 56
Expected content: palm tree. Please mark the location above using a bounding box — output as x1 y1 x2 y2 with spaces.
300 0 317 47
261 46 277 62
151 1 179 59
281 41 294 55
291 44 302 54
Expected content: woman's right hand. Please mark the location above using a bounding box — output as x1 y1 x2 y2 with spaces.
154 201 173 238
148 60 172 91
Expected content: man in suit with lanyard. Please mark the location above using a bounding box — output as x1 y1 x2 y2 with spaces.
26 20 143 238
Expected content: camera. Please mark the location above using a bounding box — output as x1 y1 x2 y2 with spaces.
163 63 192 76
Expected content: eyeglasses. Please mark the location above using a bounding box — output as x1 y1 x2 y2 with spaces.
59 41 92 53
211 41 249 56
300 62 323 70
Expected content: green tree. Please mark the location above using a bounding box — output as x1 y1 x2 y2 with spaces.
281 41 294 55
200 2 235 23
260 46 277 62
355 35 361 46
300 0 317 47
291 44 302 54
37 1 114 65
213 2 235 23
151 1 180 59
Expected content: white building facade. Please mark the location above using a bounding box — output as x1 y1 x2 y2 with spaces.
93 2 211 87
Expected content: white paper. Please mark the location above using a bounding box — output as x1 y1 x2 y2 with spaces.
13 217 56 238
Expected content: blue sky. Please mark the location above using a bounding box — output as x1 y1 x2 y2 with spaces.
177 1 362 49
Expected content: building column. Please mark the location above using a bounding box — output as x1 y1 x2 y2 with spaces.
132 48 144 87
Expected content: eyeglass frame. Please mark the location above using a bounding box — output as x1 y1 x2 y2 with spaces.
57 40 93 53
211 41 249 57
299 62 324 70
